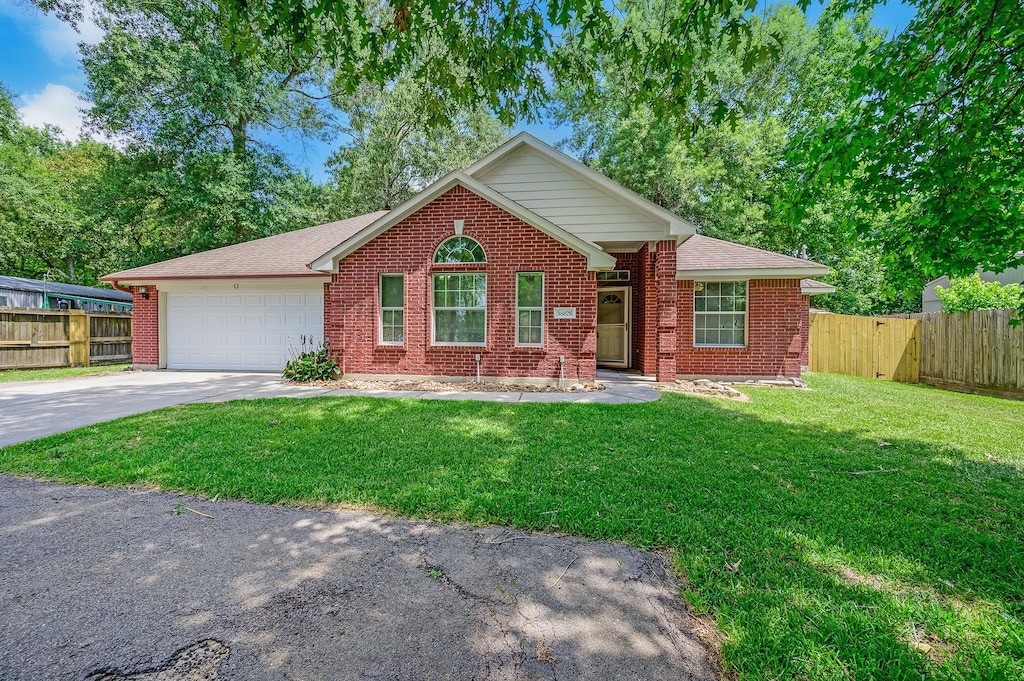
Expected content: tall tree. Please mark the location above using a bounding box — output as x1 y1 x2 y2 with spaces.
557 6 906 313
80 0 333 253
0 93 128 284
799 0 1024 291
326 75 509 216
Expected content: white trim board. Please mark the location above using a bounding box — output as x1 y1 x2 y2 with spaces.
465 133 697 238
309 172 617 272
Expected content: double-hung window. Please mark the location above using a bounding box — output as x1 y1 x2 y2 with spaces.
516 272 543 346
380 274 404 344
432 236 487 345
694 281 747 347
433 273 486 344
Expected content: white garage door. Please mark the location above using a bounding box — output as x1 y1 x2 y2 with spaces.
166 290 324 371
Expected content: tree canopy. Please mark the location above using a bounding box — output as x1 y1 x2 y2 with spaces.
79 0 333 256
800 0 1024 289
935 274 1024 313
15 0 1024 313
556 6 911 314
326 74 508 216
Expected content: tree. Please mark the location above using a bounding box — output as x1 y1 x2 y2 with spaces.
80 0 333 253
800 0 1024 291
935 274 1024 313
557 6 907 314
34 0 778 126
326 75 509 216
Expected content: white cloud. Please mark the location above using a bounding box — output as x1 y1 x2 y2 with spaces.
0 0 104 63
18 83 92 141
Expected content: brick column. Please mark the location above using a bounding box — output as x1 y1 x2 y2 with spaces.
655 240 677 382
324 275 345 374
639 244 659 375
578 270 598 381
130 284 159 368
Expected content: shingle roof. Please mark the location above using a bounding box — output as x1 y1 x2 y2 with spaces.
0 274 132 302
101 212 389 281
676 234 828 276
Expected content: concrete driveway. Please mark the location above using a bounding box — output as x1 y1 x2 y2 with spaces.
0 371 318 448
0 370 659 448
0 476 720 680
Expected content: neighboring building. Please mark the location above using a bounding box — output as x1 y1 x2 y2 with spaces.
0 274 133 313
922 258 1024 312
101 134 831 381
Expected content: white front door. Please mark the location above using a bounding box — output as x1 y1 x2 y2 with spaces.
596 287 630 367
166 289 323 371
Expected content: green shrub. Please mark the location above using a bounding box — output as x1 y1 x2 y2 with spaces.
935 273 1024 312
282 338 340 382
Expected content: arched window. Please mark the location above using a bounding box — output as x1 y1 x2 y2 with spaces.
433 236 486 264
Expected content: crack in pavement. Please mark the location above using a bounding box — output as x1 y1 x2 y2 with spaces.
1 476 722 680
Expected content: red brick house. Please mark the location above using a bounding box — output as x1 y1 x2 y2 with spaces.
102 134 832 382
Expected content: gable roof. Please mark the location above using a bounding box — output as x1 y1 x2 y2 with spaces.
100 212 387 282
309 172 617 272
676 234 829 279
465 132 696 238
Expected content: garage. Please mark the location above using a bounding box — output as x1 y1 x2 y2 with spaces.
166 289 323 371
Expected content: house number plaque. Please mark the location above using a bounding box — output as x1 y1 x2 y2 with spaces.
553 307 577 319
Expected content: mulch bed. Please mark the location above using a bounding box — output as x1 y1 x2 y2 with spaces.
290 378 604 393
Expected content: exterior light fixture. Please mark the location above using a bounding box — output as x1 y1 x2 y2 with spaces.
138 286 150 299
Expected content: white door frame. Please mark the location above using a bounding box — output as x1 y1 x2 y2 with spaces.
596 286 631 368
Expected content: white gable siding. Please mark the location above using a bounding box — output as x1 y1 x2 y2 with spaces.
475 147 669 243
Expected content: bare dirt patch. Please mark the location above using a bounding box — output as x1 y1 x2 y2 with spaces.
838 567 886 590
904 629 957 664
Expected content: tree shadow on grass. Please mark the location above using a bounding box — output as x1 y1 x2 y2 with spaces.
2 386 1023 679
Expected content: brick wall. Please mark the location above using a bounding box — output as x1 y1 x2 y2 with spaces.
676 278 808 378
130 285 159 366
327 185 598 382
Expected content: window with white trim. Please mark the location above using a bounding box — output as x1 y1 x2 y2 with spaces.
434 236 486 263
516 272 543 346
433 272 486 344
380 274 404 344
694 281 747 347
596 270 630 281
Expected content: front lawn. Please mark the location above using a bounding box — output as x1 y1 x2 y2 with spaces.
1 373 1021 679
0 364 130 382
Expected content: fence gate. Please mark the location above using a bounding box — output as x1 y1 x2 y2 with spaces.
809 312 920 382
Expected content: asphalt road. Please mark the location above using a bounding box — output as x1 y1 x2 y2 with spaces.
0 476 719 680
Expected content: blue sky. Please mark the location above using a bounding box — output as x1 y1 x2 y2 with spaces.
1 1 916 183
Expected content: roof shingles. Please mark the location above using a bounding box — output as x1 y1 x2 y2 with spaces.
676 234 828 274
101 212 388 281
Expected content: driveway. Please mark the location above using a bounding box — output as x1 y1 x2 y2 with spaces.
0 371 312 448
0 475 720 680
0 371 659 448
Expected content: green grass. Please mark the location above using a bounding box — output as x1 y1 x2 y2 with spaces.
2 373 1022 679
0 364 130 382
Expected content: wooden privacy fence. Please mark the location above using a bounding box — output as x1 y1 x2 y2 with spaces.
809 312 920 382
810 308 1024 396
0 308 132 370
913 308 1024 396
